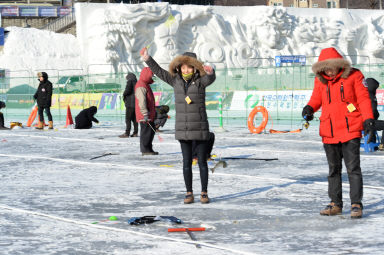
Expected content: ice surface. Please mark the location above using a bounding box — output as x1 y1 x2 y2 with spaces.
1 122 384 254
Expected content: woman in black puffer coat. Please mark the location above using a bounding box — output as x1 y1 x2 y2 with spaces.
141 47 216 204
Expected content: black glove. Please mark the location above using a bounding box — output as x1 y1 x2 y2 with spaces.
363 119 375 135
302 105 314 121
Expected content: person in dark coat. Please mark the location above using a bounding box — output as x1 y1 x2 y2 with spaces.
119 73 139 138
365 78 384 150
135 67 157 156
154 105 169 132
141 47 216 204
75 106 99 129
302 47 374 218
33 72 53 130
192 132 215 161
0 101 9 130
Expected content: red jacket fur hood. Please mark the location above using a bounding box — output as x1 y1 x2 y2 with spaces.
307 47 373 144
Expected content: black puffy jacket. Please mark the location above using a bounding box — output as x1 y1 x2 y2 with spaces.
146 54 216 141
75 106 99 129
123 73 137 108
366 78 380 120
33 72 53 108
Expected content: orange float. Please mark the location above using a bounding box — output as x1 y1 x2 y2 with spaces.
247 106 268 134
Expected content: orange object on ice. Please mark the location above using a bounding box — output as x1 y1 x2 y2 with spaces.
26 106 38 127
65 105 74 127
168 228 205 232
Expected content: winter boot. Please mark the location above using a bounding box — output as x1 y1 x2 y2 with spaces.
119 133 130 138
351 204 363 219
184 192 194 204
48 121 53 130
131 133 138 137
36 122 44 130
200 192 210 204
142 151 159 156
378 143 384 151
320 202 342 216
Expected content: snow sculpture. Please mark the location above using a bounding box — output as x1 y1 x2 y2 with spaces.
75 3 384 72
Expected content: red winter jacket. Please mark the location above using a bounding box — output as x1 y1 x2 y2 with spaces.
307 47 373 144
135 67 156 122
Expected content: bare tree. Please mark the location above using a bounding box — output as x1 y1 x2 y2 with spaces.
369 0 378 9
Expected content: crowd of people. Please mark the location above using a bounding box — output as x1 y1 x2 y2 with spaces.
1 46 383 216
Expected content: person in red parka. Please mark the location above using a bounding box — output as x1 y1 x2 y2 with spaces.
135 67 157 156
302 47 375 219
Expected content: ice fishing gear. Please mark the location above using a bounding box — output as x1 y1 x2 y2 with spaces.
92 216 118 224
128 216 182 225
148 122 163 142
90 152 119 160
303 115 310 129
168 228 206 249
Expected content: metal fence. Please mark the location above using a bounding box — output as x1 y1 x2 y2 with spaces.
1 63 383 128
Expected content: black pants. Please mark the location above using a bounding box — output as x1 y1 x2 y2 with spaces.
192 132 215 159
179 140 209 193
140 121 155 153
0 112 4 127
38 106 52 122
125 107 138 135
323 138 363 208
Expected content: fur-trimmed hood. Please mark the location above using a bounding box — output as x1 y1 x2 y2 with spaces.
169 52 206 77
312 48 351 84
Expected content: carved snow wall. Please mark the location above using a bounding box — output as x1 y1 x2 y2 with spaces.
75 3 384 73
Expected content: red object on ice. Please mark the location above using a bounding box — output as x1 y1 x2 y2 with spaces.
65 105 74 127
168 228 205 232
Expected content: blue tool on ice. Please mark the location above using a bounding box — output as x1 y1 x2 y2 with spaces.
127 216 182 225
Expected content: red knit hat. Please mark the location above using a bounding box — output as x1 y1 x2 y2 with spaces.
318 47 343 62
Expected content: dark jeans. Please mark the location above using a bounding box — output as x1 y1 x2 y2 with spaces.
179 140 209 193
0 112 4 127
139 121 155 153
125 107 138 135
323 138 363 208
38 106 52 122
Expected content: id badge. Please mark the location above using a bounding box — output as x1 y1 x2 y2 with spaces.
347 103 356 112
185 96 192 104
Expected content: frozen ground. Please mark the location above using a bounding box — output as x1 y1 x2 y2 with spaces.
1 121 384 255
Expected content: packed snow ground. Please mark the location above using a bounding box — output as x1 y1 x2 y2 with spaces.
1 121 384 254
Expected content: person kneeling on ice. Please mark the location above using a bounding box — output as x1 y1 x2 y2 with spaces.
34 72 53 130
0 101 9 130
141 47 216 204
302 47 375 219
154 105 170 132
75 106 99 129
192 132 215 164
135 67 158 156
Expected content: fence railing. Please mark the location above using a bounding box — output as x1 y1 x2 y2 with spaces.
1 63 384 127
40 10 75 32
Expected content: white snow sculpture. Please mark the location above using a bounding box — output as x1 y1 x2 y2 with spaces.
75 3 384 73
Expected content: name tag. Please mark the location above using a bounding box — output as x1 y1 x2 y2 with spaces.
185 96 192 104
347 103 356 112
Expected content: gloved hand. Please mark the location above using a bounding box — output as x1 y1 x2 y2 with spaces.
302 105 314 121
363 119 375 135
143 115 149 122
